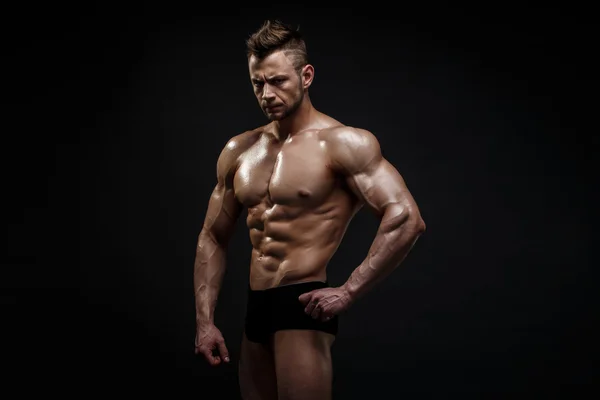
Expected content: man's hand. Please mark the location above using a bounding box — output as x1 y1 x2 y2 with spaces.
195 323 230 366
298 286 354 322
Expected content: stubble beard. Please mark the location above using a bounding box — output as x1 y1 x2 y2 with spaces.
265 83 304 121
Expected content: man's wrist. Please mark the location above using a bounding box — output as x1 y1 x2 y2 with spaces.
196 315 214 326
341 281 359 304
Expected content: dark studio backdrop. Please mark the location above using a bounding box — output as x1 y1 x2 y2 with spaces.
4 5 595 399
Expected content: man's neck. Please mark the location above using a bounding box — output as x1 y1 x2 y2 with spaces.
272 98 317 141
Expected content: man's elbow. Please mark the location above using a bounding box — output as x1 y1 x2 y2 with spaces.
405 207 426 236
381 203 425 235
414 217 426 235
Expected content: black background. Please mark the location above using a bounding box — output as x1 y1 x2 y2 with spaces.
4 5 596 399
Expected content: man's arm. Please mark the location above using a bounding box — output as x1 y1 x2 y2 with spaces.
328 127 426 303
194 140 243 326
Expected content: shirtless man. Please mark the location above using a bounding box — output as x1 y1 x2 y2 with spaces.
193 20 426 400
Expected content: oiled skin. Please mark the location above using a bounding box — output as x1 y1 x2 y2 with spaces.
196 119 425 298
236 124 360 290
192 49 426 396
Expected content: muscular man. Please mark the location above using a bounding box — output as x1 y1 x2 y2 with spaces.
194 20 426 400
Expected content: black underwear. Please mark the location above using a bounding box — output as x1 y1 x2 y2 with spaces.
244 280 340 344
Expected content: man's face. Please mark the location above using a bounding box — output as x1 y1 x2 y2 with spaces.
248 50 306 121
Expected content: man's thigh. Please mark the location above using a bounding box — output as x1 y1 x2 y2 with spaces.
273 329 335 400
239 331 278 400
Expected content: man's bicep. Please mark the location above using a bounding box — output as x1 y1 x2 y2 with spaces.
200 136 245 245
202 181 242 246
329 127 418 217
348 158 420 218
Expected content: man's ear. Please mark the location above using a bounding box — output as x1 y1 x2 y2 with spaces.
301 64 314 89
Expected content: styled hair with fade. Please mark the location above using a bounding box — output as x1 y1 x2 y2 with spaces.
246 20 308 73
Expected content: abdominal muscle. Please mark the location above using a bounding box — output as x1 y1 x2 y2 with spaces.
247 196 355 290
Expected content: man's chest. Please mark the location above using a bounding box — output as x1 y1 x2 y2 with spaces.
233 136 337 206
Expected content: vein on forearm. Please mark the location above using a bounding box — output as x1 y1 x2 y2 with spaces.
346 204 422 298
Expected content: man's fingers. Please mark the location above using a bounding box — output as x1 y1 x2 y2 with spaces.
200 347 216 364
304 298 317 315
199 346 221 366
208 352 221 366
298 291 313 305
217 340 230 363
310 303 322 319
321 309 334 322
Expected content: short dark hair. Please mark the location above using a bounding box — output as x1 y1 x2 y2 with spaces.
246 20 308 72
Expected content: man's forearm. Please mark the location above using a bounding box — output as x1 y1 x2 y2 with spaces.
194 230 227 326
342 204 425 302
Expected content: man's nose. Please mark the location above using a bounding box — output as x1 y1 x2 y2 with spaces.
261 84 275 100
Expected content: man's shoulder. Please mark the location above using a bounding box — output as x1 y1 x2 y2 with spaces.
223 125 265 153
320 124 377 143
320 125 380 153
219 125 268 160
216 125 266 177
319 125 382 173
